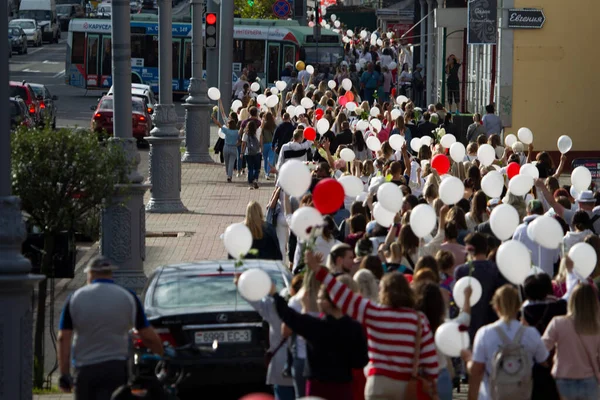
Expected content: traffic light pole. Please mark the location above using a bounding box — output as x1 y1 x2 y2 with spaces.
182 0 214 163
219 0 234 116
206 0 219 88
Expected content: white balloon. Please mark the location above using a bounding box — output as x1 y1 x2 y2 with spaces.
508 174 534 196
390 108 402 120
346 29 354 37
346 102 357 112
512 141 524 153
334 20 341 28
421 136 433 147
496 240 532 285
376 39 383 47
300 97 314 109
439 134 456 149
477 144 496 166
342 78 353 91
295 105 306 117
290 206 324 241
306 65 315 75
370 107 380 118
278 159 312 197
325 80 336 91
207 87 221 101
410 137 422 152
356 120 369 132
276 80 287 91
504 134 517 148
481 170 504 198
238 268 272 302
449 142 466 163
286 105 296 118
360 30 368 39
389 61 398 70
389 135 405 151
518 127 534 145
386 32 393 39
356 192 368 202
520 163 539 180
338 175 364 197
570 185 580 199
270 87 279 96
571 166 592 192
366 136 382 152
532 216 564 249
223 223 253 258
557 135 573 154
317 118 330 134
218 128 225 139
330 14 336 21
231 99 243 113
527 217 538 241
250 82 261 92
257 94 267 105
410 204 436 238
490 204 520 240
377 182 403 213
569 242 598 279
370 118 382 132
266 95 279 108
453 277 483 308
435 321 470 358
373 203 396 227
340 148 356 162
396 95 409 105
439 176 465 205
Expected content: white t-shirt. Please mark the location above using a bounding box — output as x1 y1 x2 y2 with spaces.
472 320 549 400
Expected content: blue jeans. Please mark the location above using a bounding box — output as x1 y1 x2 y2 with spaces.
223 145 237 179
236 145 246 171
263 142 274 175
292 357 306 398
364 88 375 105
556 377 598 400
273 384 295 400
437 367 453 400
245 153 261 184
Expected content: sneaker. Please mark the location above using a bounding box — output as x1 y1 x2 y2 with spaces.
253 181 259 189
236 172 241 178
265 174 270 180
227 178 232 183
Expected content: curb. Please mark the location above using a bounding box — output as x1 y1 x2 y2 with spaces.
54 242 99 297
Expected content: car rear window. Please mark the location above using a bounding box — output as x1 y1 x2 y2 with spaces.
10 86 28 100
31 86 44 98
152 270 287 309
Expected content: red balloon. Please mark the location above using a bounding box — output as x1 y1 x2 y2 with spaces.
431 154 450 175
304 127 316 141
345 91 354 102
313 178 345 215
239 394 274 400
338 95 348 106
315 108 324 118
507 162 520 179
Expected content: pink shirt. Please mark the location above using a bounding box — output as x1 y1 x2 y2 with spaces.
542 316 600 380
440 242 467 268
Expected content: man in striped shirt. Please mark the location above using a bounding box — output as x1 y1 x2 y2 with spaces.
306 250 439 399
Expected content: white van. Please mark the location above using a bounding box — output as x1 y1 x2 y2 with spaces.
19 0 60 43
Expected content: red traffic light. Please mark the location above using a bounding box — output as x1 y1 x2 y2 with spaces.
206 13 217 25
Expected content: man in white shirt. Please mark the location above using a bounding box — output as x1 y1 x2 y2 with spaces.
275 129 313 171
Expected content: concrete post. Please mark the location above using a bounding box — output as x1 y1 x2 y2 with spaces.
426 0 436 105
102 0 151 290
146 0 188 213
219 0 234 116
206 0 219 88
420 0 426 70
0 5 44 398
182 0 214 163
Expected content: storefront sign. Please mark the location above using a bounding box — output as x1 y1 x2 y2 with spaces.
467 0 497 45
507 8 546 29
572 159 600 180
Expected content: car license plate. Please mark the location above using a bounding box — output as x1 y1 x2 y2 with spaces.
195 330 251 344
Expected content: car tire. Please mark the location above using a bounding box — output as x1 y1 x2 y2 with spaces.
17 46 22 55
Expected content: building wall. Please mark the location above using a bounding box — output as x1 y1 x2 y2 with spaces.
512 0 597 153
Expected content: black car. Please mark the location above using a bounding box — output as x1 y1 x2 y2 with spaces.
8 26 27 55
134 260 291 388
10 97 35 130
29 83 58 129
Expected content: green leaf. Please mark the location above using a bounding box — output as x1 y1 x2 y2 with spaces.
248 248 259 256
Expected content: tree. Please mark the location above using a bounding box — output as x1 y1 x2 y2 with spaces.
234 0 278 19
11 126 130 388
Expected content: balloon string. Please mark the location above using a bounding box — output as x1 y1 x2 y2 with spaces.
537 245 541 275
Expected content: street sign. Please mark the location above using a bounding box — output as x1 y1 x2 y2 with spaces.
467 0 497 45
507 8 546 29
273 0 291 19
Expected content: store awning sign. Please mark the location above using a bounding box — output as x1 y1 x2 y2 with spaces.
507 8 546 29
467 0 498 45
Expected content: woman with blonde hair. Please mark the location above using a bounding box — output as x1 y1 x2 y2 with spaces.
240 201 282 260
333 112 348 134
543 283 600 400
353 269 379 301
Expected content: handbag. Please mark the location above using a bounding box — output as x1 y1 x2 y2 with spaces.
264 336 288 367
404 312 439 400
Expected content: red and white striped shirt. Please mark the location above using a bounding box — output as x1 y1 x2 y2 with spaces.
316 268 439 381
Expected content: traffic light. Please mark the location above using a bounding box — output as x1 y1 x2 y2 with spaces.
206 12 218 49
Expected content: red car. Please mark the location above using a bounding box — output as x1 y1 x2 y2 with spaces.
90 96 151 142
10 81 41 125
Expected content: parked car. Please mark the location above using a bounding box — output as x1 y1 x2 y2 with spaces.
138 0 157 14
9 19 42 47
129 0 141 13
10 97 35 130
57 4 84 31
29 83 58 129
9 81 41 124
132 260 291 388
18 0 61 43
90 96 151 142
96 3 111 17
106 83 157 115
8 27 28 54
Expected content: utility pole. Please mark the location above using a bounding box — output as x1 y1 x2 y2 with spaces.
0 4 43 397
206 0 219 87
426 0 436 105
218 0 234 115
102 0 150 290
146 0 188 213
182 0 214 163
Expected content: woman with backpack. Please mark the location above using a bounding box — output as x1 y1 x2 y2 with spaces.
241 120 262 189
461 284 549 400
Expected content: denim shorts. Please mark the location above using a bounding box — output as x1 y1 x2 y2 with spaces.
556 377 598 400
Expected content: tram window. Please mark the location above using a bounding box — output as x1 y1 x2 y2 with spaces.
87 36 99 75
243 40 265 73
72 32 85 64
131 35 158 68
283 45 295 66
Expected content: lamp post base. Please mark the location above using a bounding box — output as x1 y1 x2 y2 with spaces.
182 78 214 164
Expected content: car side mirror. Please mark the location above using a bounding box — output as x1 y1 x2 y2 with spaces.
52 95 58 100
101 92 107 96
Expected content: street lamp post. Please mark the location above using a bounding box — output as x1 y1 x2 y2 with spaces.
426 0 437 105
146 0 188 212
182 0 215 164
0 4 44 398
102 0 150 291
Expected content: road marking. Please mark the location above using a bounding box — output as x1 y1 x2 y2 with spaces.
43 60 60 64
26 47 44 56
22 68 41 73
53 69 65 78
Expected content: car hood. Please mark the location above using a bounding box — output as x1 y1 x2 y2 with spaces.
21 28 36 34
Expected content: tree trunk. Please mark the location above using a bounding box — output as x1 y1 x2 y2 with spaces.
33 234 55 389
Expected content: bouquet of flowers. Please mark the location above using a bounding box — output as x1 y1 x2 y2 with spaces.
434 127 446 144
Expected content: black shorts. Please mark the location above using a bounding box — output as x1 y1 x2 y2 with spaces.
447 83 459 104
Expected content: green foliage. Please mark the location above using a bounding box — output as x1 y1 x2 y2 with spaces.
234 0 278 19
11 126 130 235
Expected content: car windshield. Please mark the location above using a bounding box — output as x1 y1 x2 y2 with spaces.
9 86 28 100
9 102 20 117
8 28 21 36
99 98 145 112
11 21 35 29
152 269 286 309
19 10 52 20
56 5 71 14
